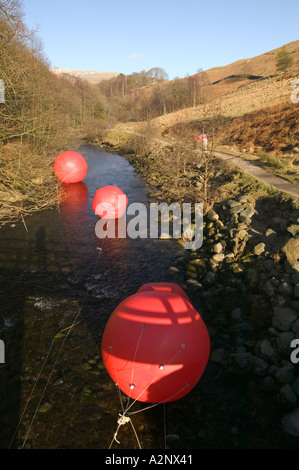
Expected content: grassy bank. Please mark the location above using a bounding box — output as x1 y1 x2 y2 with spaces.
98 128 299 215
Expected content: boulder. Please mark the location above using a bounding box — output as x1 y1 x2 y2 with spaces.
272 307 297 332
282 408 299 437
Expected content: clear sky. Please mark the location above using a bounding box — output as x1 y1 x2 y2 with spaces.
22 0 299 80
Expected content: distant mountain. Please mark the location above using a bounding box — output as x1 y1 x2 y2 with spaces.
50 68 120 84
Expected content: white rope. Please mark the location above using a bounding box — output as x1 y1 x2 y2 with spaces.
109 342 190 450
125 325 146 412
109 413 141 449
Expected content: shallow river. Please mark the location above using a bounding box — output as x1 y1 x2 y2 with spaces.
0 144 297 450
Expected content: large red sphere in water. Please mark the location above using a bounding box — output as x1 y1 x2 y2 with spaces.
137 282 191 302
101 290 210 403
92 185 128 219
54 151 88 183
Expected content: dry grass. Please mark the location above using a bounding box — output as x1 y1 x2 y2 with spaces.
0 143 61 225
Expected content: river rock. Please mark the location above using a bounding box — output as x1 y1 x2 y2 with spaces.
275 363 294 384
278 281 293 296
272 307 297 332
237 229 248 241
228 199 242 208
292 377 299 396
292 318 299 335
287 224 299 237
239 206 255 222
166 434 180 444
213 242 223 253
281 238 299 272
265 228 276 237
238 195 248 204
212 253 225 263
185 279 203 289
230 204 244 214
202 271 217 285
282 408 299 438
275 332 295 356
168 266 179 274
38 400 53 413
294 284 299 298
210 348 230 366
253 243 265 256
159 232 172 239
259 339 277 362
261 375 277 392
231 352 254 371
231 307 242 321
278 383 297 409
207 210 219 221
252 357 269 376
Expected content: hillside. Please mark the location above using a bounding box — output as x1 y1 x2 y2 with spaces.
110 40 299 185
195 39 299 97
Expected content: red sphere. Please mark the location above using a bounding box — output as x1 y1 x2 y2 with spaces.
92 185 128 219
137 282 190 302
54 151 88 184
101 290 210 403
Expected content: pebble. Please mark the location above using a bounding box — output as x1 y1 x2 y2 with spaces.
275 332 295 356
282 408 299 438
259 339 277 362
278 383 297 409
275 364 294 384
272 307 297 332
207 210 219 221
253 242 265 256
231 308 242 321
212 253 225 263
231 352 254 370
291 378 299 396
168 266 179 273
210 348 230 366
213 242 223 253
38 401 52 413
166 434 180 443
287 224 299 236
252 358 269 376
239 207 255 221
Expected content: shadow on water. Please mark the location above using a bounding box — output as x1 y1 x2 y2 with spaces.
0 144 188 449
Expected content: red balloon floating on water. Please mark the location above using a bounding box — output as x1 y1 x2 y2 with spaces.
101 287 210 404
54 151 88 184
137 282 191 302
92 185 128 219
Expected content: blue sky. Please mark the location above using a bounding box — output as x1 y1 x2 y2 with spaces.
23 0 299 79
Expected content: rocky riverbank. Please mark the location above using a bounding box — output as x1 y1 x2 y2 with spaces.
178 196 299 439
100 136 299 441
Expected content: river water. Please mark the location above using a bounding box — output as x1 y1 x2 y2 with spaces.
0 144 298 450
0 144 191 449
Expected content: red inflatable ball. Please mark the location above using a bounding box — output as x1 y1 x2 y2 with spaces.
92 185 128 219
54 151 88 184
101 290 210 404
137 282 190 302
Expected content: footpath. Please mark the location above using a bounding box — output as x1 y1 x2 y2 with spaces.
115 129 299 199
